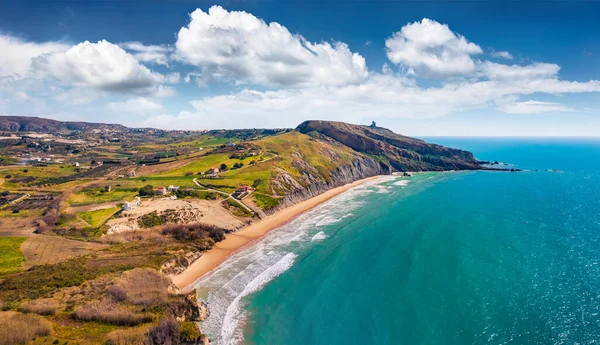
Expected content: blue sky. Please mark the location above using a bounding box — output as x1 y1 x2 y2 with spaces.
1 0 599 136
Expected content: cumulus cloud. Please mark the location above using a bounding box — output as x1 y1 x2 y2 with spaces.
0 34 68 77
491 50 513 59
385 18 483 77
120 41 172 66
34 40 165 93
174 5 368 87
108 97 163 114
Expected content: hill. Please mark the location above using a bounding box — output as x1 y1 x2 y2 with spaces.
296 120 481 171
0 116 127 133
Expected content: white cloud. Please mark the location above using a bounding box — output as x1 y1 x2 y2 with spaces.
480 62 560 80
491 50 513 59
498 100 575 114
385 18 483 77
108 97 163 114
0 34 69 77
120 41 172 66
34 40 164 93
174 5 368 87
144 72 600 129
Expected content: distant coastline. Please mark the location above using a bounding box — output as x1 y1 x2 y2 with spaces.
171 175 384 293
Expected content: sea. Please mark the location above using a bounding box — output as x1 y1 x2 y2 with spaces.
194 137 600 345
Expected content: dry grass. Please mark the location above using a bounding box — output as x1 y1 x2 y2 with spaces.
101 230 163 244
72 298 153 326
107 327 150 345
18 298 59 315
116 268 171 307
0 311 52 345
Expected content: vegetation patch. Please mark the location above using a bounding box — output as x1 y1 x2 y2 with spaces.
69 188 138 206
78 207 118 227
0 237 26 276
0 311 52 345
253 193 281 211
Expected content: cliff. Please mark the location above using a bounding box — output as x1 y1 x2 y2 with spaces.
296 120 482 171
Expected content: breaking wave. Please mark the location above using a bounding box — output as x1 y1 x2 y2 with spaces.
193 176 402 344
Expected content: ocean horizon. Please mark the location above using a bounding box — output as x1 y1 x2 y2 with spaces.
194 137 600 345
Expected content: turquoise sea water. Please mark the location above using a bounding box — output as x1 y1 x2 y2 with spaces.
195 138 600 345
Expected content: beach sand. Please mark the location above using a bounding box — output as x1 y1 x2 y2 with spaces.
172 176 382 292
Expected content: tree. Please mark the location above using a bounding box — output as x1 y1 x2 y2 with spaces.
220 163 228 171
232 162 244 169
139 185 154 197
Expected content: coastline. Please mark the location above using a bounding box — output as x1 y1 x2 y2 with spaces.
171 175 384 293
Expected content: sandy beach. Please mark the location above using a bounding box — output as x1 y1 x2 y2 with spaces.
172 175 383 292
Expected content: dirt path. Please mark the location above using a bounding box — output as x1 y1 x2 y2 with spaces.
192 178 256 216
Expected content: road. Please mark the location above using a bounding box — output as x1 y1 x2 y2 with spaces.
192 178 257 216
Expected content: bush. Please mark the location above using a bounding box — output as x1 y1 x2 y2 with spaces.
107 327 150 345
179 322 202 343
148 318 180 345
107 285 127 302
0 312 52 345
184 171 194 176
138 185 154 197
116 268 170 307
72 298 152 326
138 211 163 228
219 163 228 171
18 299 59 315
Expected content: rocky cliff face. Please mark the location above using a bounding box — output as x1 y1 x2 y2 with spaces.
268 155 389 214
296 120 482 171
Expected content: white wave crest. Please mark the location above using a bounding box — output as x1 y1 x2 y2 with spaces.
220 253 297 345
394 180 410 186
311 231 327 241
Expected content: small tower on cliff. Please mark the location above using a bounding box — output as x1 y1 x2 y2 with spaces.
370 121 377 128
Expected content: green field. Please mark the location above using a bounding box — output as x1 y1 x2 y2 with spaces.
0 165 78 188
0 237 26 275
154 153 261 177
78 207 118 227
0 209 44 218
69 188 138 206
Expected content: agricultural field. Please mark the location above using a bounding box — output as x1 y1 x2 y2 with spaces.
69 187 138 206
0 165 77 188
78 207 118 227
0 237 26 276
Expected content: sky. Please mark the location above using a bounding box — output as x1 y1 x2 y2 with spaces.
0 0 599 136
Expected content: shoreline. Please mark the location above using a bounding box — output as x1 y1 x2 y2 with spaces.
171 175 384 293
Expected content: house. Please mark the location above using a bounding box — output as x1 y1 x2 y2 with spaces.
127 168 136 177
123 197 141 210
74 162 80 167
104 185 112 192
153 187 167 196
207 167 220 174
167 185 179 192
232 185 253 200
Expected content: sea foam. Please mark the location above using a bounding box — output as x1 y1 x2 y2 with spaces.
194 176 393 344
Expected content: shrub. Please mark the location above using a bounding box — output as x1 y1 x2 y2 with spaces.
138 211 163 228
116 268 170 307
18 299 59 315
148 318 180 345
179 322 202 343
184 171 193 176
106 327 150 345
107 285 127 302
219 163 228 171
72 298 152 326
0 312 52 345
138 185 154 197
